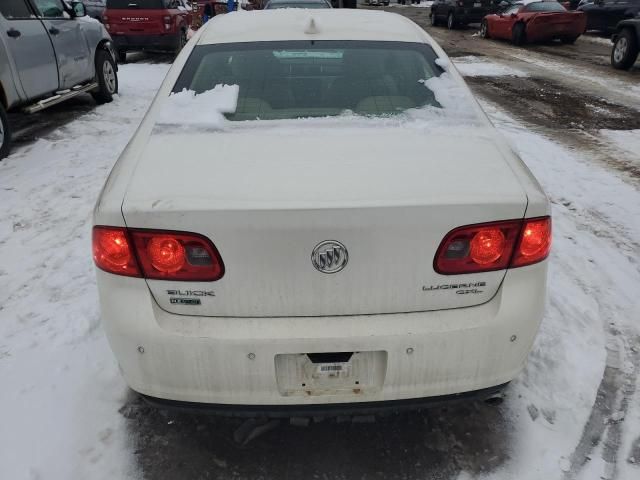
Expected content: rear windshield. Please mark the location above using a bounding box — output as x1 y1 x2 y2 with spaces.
524 2 566 11
172 41 443 120
106 0 169 8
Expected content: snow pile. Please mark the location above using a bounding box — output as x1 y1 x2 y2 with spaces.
453 56 528 77
0 62 170 480
156 85 239 129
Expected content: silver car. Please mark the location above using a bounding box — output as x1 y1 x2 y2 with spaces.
0 0 117 159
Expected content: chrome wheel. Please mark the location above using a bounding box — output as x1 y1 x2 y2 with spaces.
103 60 116 94
480 21 488 38
0 123 4 150
613 37 628 64
447 12 454 30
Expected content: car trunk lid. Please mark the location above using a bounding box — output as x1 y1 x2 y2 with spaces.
122 128 528 317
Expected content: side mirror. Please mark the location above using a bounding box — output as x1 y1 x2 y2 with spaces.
71 2 87 17
510 12 517 17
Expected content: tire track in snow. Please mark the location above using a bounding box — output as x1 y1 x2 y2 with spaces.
564 328 638 480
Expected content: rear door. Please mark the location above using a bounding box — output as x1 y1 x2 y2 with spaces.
30 0 93 89
106 0 168 36
0 0 59 99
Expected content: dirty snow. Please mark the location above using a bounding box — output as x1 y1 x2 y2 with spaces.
599 130 640 168
1 57 639 480
0 62 170 480
453 56 528 78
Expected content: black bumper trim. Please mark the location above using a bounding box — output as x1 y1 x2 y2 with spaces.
139 383 509 418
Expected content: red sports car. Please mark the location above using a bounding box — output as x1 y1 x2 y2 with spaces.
480 1 587 45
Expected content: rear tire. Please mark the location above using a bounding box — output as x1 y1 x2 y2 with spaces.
91 49 118 105
447 11 456 30
512 22 526 46
175 29 187 57
480 19 490 38
611 29 639 70
0 103 11 161
430 11 439 26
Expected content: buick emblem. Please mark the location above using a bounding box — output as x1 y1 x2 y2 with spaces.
311 240 348 274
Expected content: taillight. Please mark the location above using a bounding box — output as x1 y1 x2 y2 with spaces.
434 217 551 275
93 226 140 277
163 15 171 31
92 227 225 281
511 217 552 267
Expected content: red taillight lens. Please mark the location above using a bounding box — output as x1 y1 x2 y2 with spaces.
130 229 225 281
147 236 185 273
434 217 551 275
512 217 552 267
92 227 224 281
470 228 506 265
93 226 141 277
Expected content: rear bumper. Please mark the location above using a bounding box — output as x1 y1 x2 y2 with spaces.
140 382 509 417
111 33 180 51
97 261 547 407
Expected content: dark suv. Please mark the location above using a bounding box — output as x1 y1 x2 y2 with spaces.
103 0 192 62
430 0 505 29
611 18 639 69
579 0 640 33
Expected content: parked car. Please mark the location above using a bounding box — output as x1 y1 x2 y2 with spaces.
93 9 551 414
0 0 118 160
430 0 504 29
103 0 192 63
85 0 107 21
611 17 639 68
264 0 332 8
578 0 640 33
365 0 390 6
480 0 587 45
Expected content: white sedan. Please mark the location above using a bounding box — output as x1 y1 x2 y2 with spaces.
93 9 551 414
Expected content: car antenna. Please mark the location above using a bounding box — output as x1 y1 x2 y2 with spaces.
305 17 320 35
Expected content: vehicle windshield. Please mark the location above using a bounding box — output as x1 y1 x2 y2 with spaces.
524 1 567 11
171 41 444 121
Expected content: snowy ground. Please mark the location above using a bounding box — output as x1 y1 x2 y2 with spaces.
1 39 639 480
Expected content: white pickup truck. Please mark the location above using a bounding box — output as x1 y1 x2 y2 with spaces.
0 0 118 159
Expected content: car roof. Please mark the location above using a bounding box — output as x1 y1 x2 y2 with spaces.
197 10 428 45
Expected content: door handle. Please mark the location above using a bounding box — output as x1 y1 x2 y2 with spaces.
7 29 21 38
49 27 60 35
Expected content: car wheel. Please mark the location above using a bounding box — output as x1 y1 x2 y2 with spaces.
117 49 127 64
611 29 639 70
512 22 526 46
447 11 456 30
0 103 11 161
480 19 490 39
430 12 439 26
561 35 579 44
92 49 119 105
175 29 187 57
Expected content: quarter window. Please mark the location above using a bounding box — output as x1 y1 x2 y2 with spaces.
0 0 34 19
31 0 66 18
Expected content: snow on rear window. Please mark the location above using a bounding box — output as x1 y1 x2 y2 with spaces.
163 40 484 129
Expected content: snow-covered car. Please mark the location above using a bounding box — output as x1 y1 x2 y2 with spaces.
93 9 551 414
